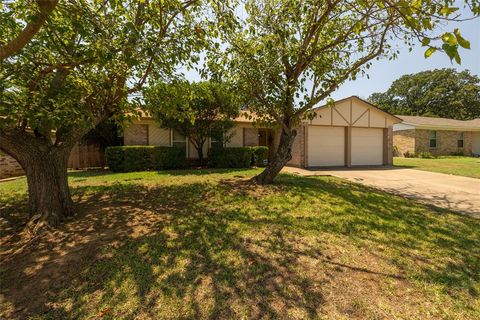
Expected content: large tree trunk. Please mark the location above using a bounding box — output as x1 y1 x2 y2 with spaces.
1 129 75 231
254 126 296 185
22 148 73 229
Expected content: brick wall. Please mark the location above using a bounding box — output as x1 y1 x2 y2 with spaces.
387 126 393 165
287 124 305 167
393 129 415 157
415 129 473 156
0 153 24 179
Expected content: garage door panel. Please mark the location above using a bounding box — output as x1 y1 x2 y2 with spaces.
308 126 345 167
351 128 383 165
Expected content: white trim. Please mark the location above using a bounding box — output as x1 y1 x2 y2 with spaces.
393 123 416 131
400 122 480 132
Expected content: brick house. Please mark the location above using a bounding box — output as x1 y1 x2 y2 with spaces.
124 96 401 168
393 116 480 157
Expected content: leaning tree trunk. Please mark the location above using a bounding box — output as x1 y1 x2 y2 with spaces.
254 126 297 185
22 147 74 229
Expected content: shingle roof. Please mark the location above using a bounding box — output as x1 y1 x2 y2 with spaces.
128 108 259 123
397 115 480 130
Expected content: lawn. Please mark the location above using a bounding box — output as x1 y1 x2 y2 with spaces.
1 169 479 319
394 156 480 179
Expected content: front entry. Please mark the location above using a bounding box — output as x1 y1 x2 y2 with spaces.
258 129 269 146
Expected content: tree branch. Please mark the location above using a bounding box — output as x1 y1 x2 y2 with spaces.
0 0 58 60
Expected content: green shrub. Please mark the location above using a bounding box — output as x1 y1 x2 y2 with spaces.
403 151 416 158
392 145 400 157
250 146 269 166
105 146 186 172
418 151 435 159
208 147 253 168
152 146 186 169
450 150 465 156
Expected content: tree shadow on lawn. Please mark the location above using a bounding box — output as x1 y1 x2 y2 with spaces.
1 173 479 318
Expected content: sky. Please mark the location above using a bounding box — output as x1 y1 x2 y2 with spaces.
183 7 480 104
332 13 480 101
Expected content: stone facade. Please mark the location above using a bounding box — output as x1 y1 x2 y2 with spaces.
393 129 416 156
415 129 473 156
386 126 394 165
394 129 474 156
287 125 306 168
0 153 24 179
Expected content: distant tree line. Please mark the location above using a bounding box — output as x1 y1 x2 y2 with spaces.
368 69 480 120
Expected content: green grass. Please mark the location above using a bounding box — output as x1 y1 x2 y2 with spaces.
1 169 479 319
394 156 480 179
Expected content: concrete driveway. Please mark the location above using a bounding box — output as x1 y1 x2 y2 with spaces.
283 166 480 217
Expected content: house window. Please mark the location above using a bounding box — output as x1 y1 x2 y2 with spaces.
429 131 437 148
457 132 464 148
172 130 186 151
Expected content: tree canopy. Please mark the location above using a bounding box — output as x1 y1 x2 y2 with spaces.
0 0 210 229
208 0 480 184
144 81 240 164
0 0 58 60
368 69 480 120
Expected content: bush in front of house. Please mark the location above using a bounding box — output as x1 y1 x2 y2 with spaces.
403 151 416 158
152 146 186 169
208 147 253 168
450 150 465 156
392 145 400 157
105 146 186 172
250 146 269 166
417 151 435 159
402 151 436 159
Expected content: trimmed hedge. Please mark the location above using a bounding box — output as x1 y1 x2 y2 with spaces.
208 147 253 168
105 146 186 172
250 146 269 167
151 147 186 169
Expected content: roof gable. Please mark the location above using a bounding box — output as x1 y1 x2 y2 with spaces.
309 96 402 128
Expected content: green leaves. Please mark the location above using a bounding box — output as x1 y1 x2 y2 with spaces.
454 28 471 49
368 69 480 120
439 6 459 16
424 47 436 58
436 28 471 64
421 38 430 46
441 32 457 46
353 21 362 34
442 43 461 64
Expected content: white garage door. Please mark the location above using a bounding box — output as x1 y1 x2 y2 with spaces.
351 128 383 166
308 126 345 167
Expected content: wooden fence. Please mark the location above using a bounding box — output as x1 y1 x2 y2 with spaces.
68 144 105 169
0 144 105 180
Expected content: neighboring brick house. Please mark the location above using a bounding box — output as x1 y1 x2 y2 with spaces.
393 116 480 157
124 96 401 168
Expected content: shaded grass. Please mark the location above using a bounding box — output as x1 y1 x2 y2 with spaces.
394 156 480 179
1 169 479 319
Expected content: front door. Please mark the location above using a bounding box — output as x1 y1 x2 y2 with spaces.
258 130 268 146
